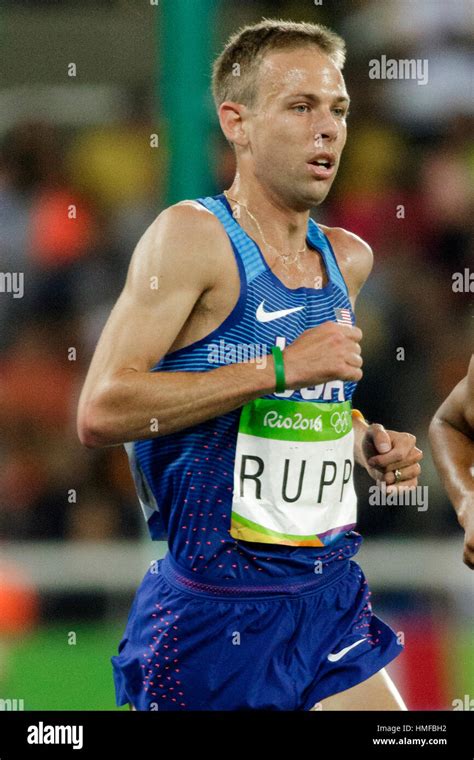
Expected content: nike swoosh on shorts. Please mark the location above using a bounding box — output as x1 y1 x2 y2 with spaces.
327 638 367 662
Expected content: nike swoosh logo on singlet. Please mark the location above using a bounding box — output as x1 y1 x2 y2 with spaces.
327 638 367 662
256 300 305 323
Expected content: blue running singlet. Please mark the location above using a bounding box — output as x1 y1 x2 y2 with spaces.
111 195 404 711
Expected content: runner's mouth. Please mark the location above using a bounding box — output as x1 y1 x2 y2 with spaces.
306 159 336 179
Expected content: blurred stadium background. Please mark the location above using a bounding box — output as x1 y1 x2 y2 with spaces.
0 0 472 711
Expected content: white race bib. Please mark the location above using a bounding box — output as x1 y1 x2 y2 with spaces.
231 398 357 546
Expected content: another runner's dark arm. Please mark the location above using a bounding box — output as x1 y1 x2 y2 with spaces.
429 357 474 529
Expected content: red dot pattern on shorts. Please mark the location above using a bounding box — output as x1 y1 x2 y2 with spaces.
141 604 186 709
350 570 379 647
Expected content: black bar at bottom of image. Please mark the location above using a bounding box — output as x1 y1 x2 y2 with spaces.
0 710 471 757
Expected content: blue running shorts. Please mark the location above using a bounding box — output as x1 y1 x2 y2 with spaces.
111 553 403 711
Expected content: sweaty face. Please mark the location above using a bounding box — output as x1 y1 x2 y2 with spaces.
245 47 349 210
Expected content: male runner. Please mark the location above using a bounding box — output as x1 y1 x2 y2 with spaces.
77 20 423 711
429 354 474 569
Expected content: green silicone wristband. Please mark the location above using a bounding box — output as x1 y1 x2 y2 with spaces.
271 346 286 393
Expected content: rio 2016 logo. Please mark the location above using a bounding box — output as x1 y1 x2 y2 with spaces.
262 410 323 432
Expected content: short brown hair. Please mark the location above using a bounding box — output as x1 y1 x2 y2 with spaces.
212 18 346 119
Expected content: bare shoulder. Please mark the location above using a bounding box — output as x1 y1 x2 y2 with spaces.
128 200 228 292
172 198 218 222
319 224 374 298
432 355 474 434
153 199 226 250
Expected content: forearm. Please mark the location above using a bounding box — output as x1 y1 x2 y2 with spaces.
80 357 276 447
429 417 474 527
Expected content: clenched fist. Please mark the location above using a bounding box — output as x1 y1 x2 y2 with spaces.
282 322 363 390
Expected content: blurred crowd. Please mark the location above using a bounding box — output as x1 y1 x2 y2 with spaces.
0 0 472 543
0 97 160 541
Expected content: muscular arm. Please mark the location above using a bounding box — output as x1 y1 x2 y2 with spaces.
77 204 275 448
429 355 474 529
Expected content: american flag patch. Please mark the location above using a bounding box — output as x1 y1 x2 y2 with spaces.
334 308 353 325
